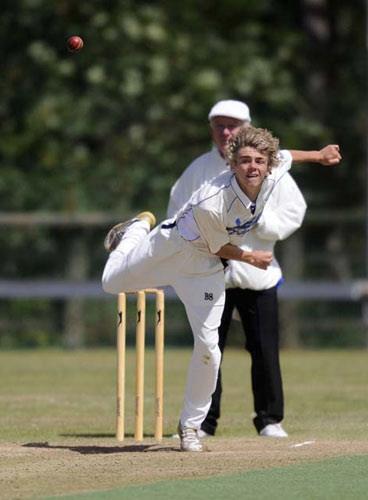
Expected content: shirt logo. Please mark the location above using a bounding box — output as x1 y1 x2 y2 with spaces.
204 292 213 301
226 213 261 236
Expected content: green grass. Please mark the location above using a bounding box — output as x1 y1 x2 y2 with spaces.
1 348 368 499
56 455 368 500
0 348 367 441
0 348 189 442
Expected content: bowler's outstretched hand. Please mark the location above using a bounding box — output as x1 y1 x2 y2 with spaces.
319 145 342 166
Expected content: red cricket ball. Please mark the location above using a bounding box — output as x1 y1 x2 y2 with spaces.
67 35 84 53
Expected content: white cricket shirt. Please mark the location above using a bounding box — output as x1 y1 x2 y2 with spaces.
169 148 306 290
167 147 225 219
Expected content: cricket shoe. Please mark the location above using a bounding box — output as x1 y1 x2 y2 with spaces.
104 211 156 252
177 422 203 452
260 423 288 438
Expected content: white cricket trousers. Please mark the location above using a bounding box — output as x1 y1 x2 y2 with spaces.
102 220 225 429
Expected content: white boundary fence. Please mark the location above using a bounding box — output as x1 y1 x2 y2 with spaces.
1 211 367 347
0 280 367 300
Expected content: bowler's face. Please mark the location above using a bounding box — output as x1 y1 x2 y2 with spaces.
232 146 270 199
210 116 246 157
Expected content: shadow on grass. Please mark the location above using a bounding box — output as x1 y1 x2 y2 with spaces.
60 433 174 439
60 433 116 438
23 442 178 454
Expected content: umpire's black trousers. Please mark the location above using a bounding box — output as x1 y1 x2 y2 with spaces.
201 285 284 435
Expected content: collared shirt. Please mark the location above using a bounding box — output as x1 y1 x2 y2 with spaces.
176 150 293 256
168 148 307 290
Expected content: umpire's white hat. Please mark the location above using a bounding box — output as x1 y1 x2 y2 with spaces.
208 100 251 122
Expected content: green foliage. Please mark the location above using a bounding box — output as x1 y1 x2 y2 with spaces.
0 299 59 348
1 1 364 214
0 1 366 347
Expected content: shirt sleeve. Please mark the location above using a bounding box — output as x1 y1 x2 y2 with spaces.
166 158 207 218
167 175 190 219
274 149 293 178
167 182 181 219
192 205 230 254
255 172 307 241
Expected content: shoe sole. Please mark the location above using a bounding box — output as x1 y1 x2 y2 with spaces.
104 220 137 252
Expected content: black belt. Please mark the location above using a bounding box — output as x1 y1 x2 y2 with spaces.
161 220 177 229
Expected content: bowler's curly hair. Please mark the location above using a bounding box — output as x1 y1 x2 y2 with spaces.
226 126 280 171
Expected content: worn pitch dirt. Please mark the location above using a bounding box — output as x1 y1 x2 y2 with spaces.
2 437 368 498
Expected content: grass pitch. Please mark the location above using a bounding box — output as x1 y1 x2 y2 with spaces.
57 455 368 500
0 348 367 498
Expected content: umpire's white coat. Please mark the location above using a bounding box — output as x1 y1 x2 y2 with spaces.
103 155 297 430
168 147 307 291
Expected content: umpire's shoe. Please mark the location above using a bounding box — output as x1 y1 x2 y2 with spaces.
104 211 156 253
260 423 288 438
177 422 203 452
